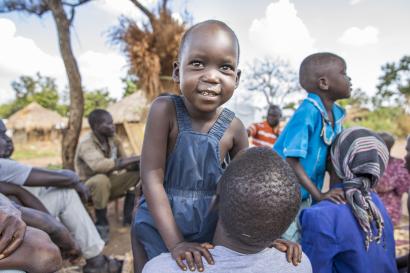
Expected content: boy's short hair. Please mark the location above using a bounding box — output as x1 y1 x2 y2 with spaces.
178 20 240 62
219 147 300 246
88 109 112 129
299 52 345 91
377 132 395 152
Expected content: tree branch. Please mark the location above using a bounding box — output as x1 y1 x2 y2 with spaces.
129 0 155 25
62 0 92 8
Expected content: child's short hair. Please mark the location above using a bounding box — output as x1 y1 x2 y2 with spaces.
218 147 300 246
178 20 240 62
299 52 345 91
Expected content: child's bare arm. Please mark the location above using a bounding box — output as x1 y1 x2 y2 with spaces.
286 157 344 203
141 98 212 271
229 118 249 158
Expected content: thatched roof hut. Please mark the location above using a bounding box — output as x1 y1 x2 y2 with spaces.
106 91 148 155
107 91 148 124
7 102 64 143
7 102 64 131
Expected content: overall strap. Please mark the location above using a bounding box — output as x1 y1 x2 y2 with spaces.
171 95 191 132
208 108 235 141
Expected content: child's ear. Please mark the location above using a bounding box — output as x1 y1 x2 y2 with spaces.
235 69 242 88
172 61 180 83
318 76 329 90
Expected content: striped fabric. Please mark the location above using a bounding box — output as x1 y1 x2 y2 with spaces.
248 121 280 148
331 127 389 249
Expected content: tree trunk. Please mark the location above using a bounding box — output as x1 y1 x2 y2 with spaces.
48 0 84 170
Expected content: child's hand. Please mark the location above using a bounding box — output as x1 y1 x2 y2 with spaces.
270 239 302 266
170 241 214 272
320 188 345 204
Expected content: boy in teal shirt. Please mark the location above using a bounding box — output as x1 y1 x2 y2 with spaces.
274 52 351 242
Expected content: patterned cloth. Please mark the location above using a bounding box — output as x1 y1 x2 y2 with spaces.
331 127 389 249
248 121 280 147
376 157 410 225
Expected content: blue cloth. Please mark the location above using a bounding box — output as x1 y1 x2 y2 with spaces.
300 184 397 273
274 93 345 200
134 95 235 259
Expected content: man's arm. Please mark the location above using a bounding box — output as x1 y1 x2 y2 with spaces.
16 205 80 260
25 168 89 202
0 183 48 213
0 226 62 273
0 195 26 259
286 157 344 203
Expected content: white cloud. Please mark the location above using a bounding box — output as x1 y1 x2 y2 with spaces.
338 26 379 46
349 0 363 5
96 0 158 19
78 51 127 99
248 0 315 65
0 18 127 104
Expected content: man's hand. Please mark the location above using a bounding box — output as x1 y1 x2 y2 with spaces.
73 182 90 203
320 188 345 204
0 205 26 259
170 241 214 272
271 239 302 266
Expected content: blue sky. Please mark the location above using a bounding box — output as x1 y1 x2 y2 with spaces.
1 0 409 115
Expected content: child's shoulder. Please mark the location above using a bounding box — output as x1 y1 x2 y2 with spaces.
148 95 177 118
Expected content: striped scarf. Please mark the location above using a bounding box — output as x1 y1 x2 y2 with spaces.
331 127 389 249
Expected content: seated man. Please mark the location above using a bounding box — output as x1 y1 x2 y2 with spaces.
143 147 312 273
376 132 410 226
75 109 140 239
300 127 397 273
0 193 62 273
0 120 121 273
247 104 282 147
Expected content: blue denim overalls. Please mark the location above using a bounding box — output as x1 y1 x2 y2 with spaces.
134 95 235 259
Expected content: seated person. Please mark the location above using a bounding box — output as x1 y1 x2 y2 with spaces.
0 192 62 273
376 132 410 226
0 119 121 273
75 109 140 239
300 127 397 273
143 147 312 273
247 104 282 147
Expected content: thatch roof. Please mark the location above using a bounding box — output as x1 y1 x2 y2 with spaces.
7 102 64 131
107 91 148 124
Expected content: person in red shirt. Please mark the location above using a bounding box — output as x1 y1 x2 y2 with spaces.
247 105 282 147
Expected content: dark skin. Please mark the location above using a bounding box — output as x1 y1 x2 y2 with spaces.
287 59 351 203
0 226 62 273
0 120 90 203
138 22 248 272
91 114 140 171
0 183 80 260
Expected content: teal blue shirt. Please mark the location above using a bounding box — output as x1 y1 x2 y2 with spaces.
274 93 345 200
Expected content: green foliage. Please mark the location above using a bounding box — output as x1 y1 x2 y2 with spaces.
122 75 140 97
83 89 116 117
345 106 409 137
376 55 410 109
0 73 60 118
338 88 369 108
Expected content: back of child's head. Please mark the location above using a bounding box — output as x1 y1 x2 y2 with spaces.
299 52 345 92
377 132 395 152
178 20 240 63
218 147 300 247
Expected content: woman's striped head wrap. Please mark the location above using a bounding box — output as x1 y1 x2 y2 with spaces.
331 127 389 249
